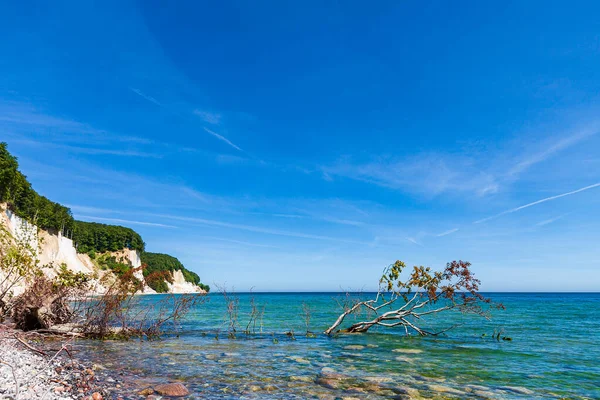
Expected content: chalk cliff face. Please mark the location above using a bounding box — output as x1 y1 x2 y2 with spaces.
1 205 202 295
167 269 205 293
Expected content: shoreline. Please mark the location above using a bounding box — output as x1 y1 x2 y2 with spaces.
0 325 115 400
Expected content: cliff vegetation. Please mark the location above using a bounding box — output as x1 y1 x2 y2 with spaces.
0 142 207 292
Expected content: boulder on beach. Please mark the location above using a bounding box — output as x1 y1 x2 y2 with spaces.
154 383 190 397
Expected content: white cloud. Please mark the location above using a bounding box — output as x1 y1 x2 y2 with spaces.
130 87 162 106
405 237 423 246
508 127 599 177
535 214 567 227
323 154 498 197
147 213 370 244
78 215 177 228
475 182 600 224
194 110 221 125
203 127 243 151
322 123 599 198
436 228 459 237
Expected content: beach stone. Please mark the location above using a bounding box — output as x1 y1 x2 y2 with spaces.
138 387 155 396
154 383 190 397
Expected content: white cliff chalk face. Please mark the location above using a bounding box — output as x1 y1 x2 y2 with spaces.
1 204 203 295
167 269 205 294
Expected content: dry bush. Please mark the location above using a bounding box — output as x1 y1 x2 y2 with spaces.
81 268 205 339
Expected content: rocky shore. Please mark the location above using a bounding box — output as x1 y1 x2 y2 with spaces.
0 326 112 400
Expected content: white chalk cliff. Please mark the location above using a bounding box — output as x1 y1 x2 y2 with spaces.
1 205 204 295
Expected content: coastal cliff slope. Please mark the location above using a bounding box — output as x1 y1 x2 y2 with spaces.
0 142 207 296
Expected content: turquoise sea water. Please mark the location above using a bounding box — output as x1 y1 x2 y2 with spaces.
76 293 600 399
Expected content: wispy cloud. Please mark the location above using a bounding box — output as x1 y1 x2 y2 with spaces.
535 214 568 227
78 215 177 228
323 154 498 197
405 237 423 246
203 127 243 152
508 127 599 177
436 228 459 237
200 236 279 248
475 183 600 224
194 110 221 125
322 124 599 198
10 138 162 158
130 87 162 106
148 213 370 244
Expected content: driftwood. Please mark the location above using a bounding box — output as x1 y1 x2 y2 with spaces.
13 333 48 356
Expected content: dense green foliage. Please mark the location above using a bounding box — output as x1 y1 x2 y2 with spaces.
96 254 133 276
73 221 145 253
0 143 144 253
0 142 74 233
145 270 173 293
141 252 209 292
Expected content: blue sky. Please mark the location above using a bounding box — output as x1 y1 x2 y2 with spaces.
1 1 600 291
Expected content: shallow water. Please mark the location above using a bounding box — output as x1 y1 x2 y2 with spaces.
75 293 600 399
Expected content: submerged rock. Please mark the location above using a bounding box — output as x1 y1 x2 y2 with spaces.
392 348 423 354
154 383 190 397
499 386 535 395
343 345 365 350
316 377 341 390
288 356 310 364
319 367 343 379
427 384 466 395
289 375 313 382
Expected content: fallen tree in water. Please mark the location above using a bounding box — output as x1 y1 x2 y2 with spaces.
325 260 503 335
